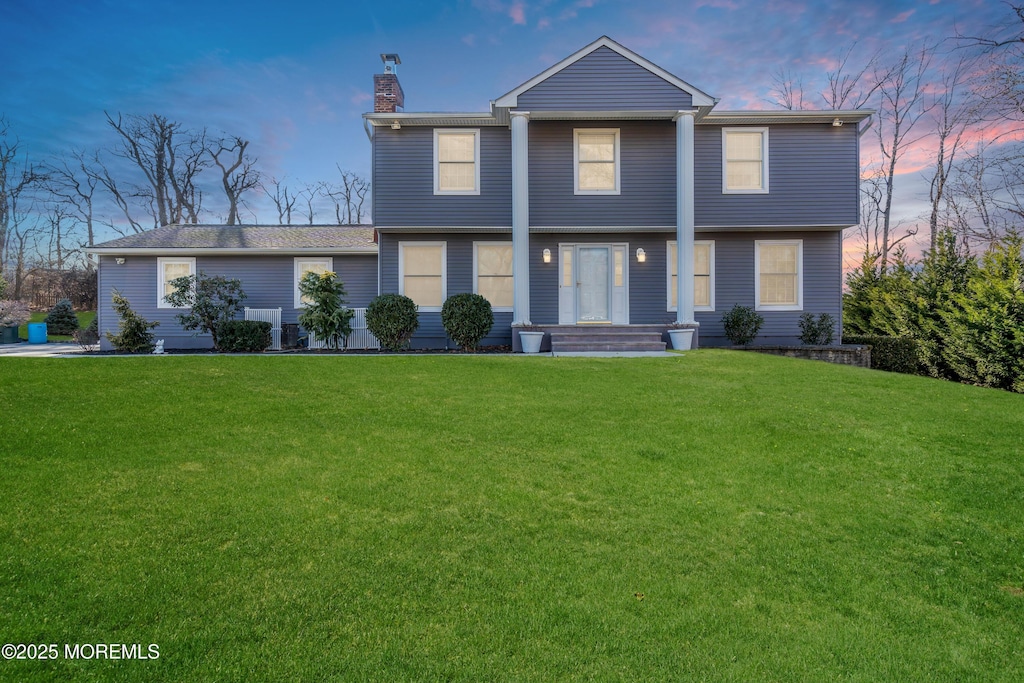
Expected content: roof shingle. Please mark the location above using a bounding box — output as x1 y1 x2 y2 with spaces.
90 224 376 252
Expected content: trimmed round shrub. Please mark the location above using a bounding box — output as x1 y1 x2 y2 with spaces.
44 298 79 335
217 320 272 353
366 294 419 351
441 293 494 351
721 304 764 345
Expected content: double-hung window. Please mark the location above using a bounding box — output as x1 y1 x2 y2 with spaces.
667 241 715 311
400 242 446 311
723 127 768 193
434 130 480 195
473 242 513 311
755 240 802 310
294 257 333 308
574 129 620 194
157 257 196 308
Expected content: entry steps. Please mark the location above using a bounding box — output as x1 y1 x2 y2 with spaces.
547 325 667 353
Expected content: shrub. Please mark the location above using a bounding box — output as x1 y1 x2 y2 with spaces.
844 335 920 375
366 294 419 351
73 317 100 351
164 272 246 351
106 290 158 353
44 298 79 335
721 305 764 345
441 293 494 351
217 320 272 353
298 271 354 350
798 313 836 345
0 299 30 328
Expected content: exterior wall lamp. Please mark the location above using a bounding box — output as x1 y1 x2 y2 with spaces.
542 248 551 263
635 247 646 263
115 258 125 265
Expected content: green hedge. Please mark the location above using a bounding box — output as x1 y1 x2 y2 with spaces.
366 294 419 351
441 293 494 351
844 335 919 374
217 320 272 353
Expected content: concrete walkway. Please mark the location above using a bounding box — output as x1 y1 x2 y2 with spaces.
0 343 84 357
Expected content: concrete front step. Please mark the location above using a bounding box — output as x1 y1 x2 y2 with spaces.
551 340 667 352
550 332 663 344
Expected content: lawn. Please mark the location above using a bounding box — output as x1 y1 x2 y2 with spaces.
0 351 1021 681
16 311 96 342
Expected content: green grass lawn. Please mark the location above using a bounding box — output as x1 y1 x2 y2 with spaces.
16 311 96 342
0 351 1021 681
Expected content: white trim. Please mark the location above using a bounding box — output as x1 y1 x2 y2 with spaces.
494 36 716 108
434 129 481 195
294 257 333 309
722 127 769 194
156 257 196 308
573 128 620 195
90 247 376 255
754 239 803 311
667 240 715 312
398 241 447 312
473 241 514 312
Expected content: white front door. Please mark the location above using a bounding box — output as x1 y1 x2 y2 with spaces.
558 243 629 325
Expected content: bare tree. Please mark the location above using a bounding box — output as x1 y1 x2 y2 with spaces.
45 150 100 254
823 44 886 110
873 46 934 268
925 54 983 249
768 68 806 110
321 167 370 224
1 117 47 279
211 136 261 225
263 177 299 225
295 182 320 225
955 4 1024 51
106 112 209 227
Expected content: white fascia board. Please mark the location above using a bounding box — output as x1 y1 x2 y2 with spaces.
374 225 512 233
701 110 874 125
364 112 501 127
88 247 378 256
494 36 716 108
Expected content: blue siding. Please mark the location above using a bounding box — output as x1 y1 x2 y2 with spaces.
517 46 694 111
372 126 512 227
98 254 377 350
377 232 514 349
694 124 861 227
529 121 677 227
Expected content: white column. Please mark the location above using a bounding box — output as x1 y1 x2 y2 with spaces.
511 110 531 324
675 110 697 326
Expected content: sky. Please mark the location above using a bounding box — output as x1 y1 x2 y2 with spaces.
1 0 1016 240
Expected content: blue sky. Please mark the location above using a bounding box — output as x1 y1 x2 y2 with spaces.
1 0 1013 230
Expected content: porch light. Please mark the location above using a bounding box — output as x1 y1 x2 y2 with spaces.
391 120 401 130
116 258 125 265
542 248 551 263
635 247 646 263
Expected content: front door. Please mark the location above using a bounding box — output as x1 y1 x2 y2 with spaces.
576 246 612 323
558 243 628 325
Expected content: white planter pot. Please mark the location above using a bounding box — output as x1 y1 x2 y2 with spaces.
519 330 544 354
668 328 694 350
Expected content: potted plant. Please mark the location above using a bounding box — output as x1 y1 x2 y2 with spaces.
0 299 30 345
518 323 544 354
667 321 695 350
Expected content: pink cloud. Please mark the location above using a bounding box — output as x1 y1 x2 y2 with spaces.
509 1 526 24
537 17 551 29
891 9 915 24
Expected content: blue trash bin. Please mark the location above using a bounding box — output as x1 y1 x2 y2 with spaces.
27 322 47 344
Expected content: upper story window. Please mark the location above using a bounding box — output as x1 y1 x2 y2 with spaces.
400 241 447 311
755 240 802 311
294 257 333 308
157 257 195 308
473 242 513 311
434 129 480 195
723 127 769 194
667 241 715 312
574 129 620 195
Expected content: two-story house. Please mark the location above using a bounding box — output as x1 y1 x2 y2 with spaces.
89 37 869 352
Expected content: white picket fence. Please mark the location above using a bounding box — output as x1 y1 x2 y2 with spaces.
243 307 282 350
307 308 380 351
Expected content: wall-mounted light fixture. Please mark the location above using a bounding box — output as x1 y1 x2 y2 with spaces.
832 118 844 127
391 120 402 130
635 247 646 263
542 248 551 263
115 257 125 265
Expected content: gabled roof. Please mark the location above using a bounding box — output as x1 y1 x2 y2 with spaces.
494 36 716 109
89 224 377 255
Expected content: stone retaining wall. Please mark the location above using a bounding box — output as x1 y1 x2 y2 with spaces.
734 345 871 368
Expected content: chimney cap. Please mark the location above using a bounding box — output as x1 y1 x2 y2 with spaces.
380 53 401 65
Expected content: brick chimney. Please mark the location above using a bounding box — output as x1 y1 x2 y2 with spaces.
374 53 404 114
